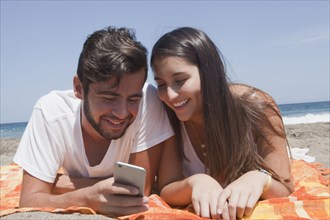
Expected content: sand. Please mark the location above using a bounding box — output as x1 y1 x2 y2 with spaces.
1 122 329 219
2 122 329 167
285 122 330 167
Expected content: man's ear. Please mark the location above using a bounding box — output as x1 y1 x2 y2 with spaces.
73 75 83 99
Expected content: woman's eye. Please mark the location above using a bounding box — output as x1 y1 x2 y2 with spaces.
156 82 166 88
176 79 186 85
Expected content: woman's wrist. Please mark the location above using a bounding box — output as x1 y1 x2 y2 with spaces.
187 173 207 186
258 169 272 193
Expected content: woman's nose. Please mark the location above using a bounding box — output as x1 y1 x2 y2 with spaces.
166 86 179 101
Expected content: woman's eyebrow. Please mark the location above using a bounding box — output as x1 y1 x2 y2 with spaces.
154 72 186 81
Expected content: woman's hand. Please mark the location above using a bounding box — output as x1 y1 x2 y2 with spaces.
187 173 229 219
217 170 267 219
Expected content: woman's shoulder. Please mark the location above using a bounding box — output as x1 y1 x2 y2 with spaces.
230 83 276 104
229 83 253 96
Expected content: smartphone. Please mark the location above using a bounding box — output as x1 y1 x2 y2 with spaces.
114 161 146 197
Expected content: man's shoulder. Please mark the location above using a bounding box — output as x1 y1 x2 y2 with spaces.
37 90 77 106
143 83 159 101
35 90 80 121
137 83 164 117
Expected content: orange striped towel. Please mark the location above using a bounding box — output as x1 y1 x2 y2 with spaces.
1 160 329 219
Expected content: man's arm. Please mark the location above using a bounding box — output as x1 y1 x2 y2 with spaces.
51 174 106 194
52 140 165 195
20 170 148 216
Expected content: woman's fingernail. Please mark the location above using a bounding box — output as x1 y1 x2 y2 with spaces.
217 209 222 215
143 196 149 203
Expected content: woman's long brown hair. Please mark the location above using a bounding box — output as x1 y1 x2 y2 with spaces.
151 27 292 191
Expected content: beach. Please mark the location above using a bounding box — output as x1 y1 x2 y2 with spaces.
285 122 330 167
1 122 329 219
2 122 329 167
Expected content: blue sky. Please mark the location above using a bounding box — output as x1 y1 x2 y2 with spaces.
1 0 329 123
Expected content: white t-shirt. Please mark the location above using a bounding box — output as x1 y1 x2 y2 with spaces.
181 123 209 177
14 83 173 183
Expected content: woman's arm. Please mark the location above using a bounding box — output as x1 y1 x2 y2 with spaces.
156 136 184 197
156 135 195 206
217 92 294 219
258 93 294 196
156 137 230 218
128 141 164 196
162 173 231 219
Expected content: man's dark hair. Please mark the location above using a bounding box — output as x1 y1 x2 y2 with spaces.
77 26 148 93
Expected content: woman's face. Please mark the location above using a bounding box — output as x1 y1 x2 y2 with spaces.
153 56 203 123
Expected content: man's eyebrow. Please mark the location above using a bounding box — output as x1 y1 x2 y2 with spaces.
96 90 143 98
130 92 143 98
95 90 119 96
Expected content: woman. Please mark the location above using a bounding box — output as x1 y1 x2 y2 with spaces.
153 27 294 219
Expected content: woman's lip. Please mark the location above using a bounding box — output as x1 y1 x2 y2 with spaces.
173 99 189 108
171 99 189 111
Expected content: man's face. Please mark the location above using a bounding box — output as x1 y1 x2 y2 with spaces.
82 69 146 140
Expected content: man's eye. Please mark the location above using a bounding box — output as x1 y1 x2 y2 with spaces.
104 97 116 102
128 98 140 104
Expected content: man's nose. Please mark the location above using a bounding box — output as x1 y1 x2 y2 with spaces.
112 101 129 119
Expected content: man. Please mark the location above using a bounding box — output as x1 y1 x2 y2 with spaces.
13 26 174 216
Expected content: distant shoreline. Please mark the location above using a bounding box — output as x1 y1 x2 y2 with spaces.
278 100 329 105
1 122 329 168
0 121 28 125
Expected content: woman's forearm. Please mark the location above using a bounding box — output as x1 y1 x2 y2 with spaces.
160 173 214 207
160 178 192 206
261 176 293 199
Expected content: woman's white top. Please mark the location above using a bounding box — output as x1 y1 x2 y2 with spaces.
181 122 209 177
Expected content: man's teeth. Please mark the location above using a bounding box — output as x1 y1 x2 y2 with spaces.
110 120 121 125
173 99 188 107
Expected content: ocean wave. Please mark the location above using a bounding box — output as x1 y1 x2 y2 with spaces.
283 113 330 125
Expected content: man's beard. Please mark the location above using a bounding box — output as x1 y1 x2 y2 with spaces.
83 97 133 140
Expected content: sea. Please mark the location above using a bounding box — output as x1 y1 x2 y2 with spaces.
0 101 329 139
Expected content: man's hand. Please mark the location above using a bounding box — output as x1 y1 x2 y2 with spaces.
20 171 149 216
86 176 149 216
